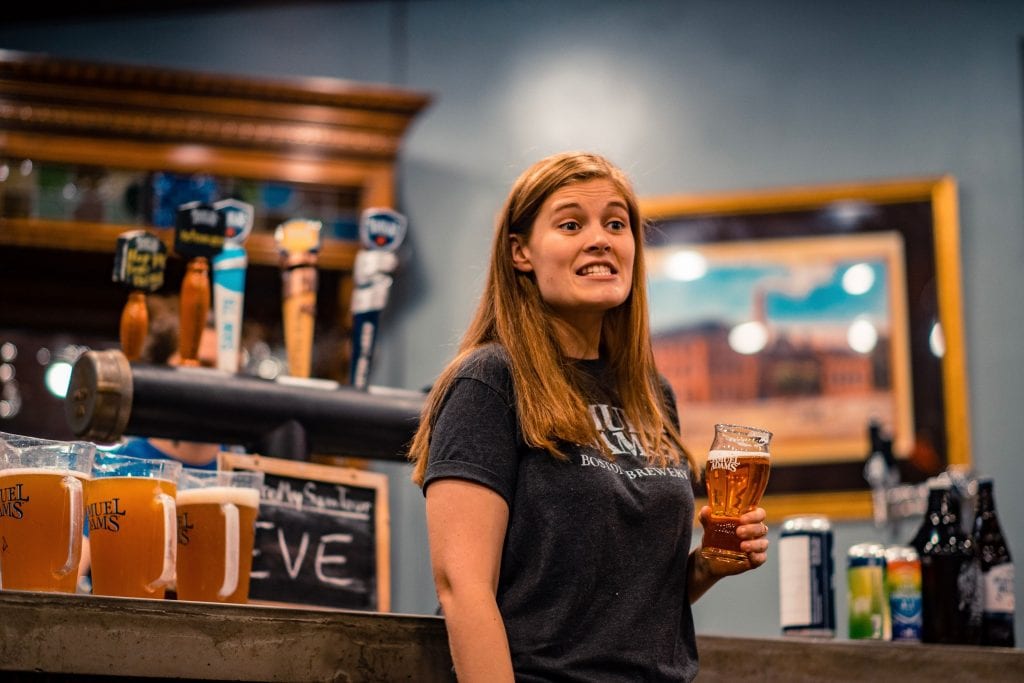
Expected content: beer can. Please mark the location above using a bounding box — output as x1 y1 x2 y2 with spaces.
779 515 835 637
884 545 923 642
847 542 889 640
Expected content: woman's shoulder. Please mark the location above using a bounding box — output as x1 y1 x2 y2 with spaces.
425 344 516 417
655 373 681 425
455 343 513 381
656 373 677 401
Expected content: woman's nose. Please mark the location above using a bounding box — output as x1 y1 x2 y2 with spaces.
585 229 612 252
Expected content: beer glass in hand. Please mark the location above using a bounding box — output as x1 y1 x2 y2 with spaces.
175 468 263 603
701 423 772 567
0 432 94 593
87 452 181 598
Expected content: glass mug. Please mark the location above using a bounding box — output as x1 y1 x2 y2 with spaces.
175 468 264 603
701 423 772 567
87 451 181 598
0 432 95 593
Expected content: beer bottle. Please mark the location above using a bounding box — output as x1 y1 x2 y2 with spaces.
973 478 1015 647
914 480 981 644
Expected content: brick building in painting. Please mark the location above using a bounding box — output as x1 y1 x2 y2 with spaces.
652 322 883 403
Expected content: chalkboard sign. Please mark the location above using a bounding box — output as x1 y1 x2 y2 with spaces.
219 453 390 612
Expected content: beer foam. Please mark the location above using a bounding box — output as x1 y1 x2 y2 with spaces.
177 486 260 508
707 450 770 461
0 467 90 479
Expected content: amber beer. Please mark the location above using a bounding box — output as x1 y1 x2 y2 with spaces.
87 459 180 598
176 486 260 603
701 424 772 566
0 468 87 592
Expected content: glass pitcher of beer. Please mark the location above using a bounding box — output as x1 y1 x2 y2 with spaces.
87 451 181 598
175 467 264 603
701 423 772 567
0 432 95 593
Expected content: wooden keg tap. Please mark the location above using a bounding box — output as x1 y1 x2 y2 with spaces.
112 230 167 361
174 202 226 367
274 219 322 378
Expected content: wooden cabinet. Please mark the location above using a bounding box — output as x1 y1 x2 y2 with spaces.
0 48 430 438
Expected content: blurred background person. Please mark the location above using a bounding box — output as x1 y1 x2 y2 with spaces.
113 294 223 468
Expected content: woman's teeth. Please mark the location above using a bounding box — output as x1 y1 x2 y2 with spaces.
578 265 612 276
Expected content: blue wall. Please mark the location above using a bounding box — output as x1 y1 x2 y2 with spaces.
3 0 1023 643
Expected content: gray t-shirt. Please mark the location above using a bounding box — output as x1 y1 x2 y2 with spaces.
423 344 698 682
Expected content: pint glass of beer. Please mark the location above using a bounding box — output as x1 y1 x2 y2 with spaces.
701 423 772 567
0 432 94 593
175 468 263 603
87 451 181 598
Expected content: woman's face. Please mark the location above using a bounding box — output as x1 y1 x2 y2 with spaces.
511 178 635 330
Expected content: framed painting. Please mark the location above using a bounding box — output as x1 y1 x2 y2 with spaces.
641 176 970 520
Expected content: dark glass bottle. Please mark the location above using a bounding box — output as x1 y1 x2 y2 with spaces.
912 481 981 644
973 478 1015 647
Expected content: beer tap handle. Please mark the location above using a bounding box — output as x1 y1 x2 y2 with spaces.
112 229 167 362
275 219 322 378
178 257 211 367
173 201 224 367
212 199 254 373
864 420 900 536
120 291 149 361
864 451 889 530
349 208 407 390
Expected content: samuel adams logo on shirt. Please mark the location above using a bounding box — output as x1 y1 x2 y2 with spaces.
581 403 690 481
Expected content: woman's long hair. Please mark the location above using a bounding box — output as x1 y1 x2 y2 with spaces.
410 151 693 485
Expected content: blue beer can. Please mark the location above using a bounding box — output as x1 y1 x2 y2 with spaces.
779 515 836 637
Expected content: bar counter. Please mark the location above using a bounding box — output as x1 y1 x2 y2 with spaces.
2 590 1021 681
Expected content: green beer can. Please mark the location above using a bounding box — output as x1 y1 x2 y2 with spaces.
847 542 890 640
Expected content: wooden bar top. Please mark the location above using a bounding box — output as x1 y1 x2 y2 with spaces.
0 591 453 682
1 591 1020 681
697 632 1022 682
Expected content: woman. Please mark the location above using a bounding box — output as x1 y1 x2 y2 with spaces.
409 151 769 681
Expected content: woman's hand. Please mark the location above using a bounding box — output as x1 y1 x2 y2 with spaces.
700 505 770 575
688 506 770 602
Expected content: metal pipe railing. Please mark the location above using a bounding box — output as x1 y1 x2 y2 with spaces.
65 349 424 462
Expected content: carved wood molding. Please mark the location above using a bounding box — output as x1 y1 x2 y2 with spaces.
0 49 430 160
0 100 401 157
0 49 429 113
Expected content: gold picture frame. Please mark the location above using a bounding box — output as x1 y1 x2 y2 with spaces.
642 176 970 521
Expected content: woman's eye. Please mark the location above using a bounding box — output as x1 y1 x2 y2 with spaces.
559 220 581 231
607 219 628 231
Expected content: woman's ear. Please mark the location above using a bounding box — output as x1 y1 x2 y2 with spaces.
510 234 533 272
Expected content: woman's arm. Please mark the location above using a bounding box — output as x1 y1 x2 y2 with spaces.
687 505 770 604
426 478 514 682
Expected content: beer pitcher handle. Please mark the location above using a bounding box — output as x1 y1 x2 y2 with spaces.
58 475 84 577
148 493 177 590
217 503 240 599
